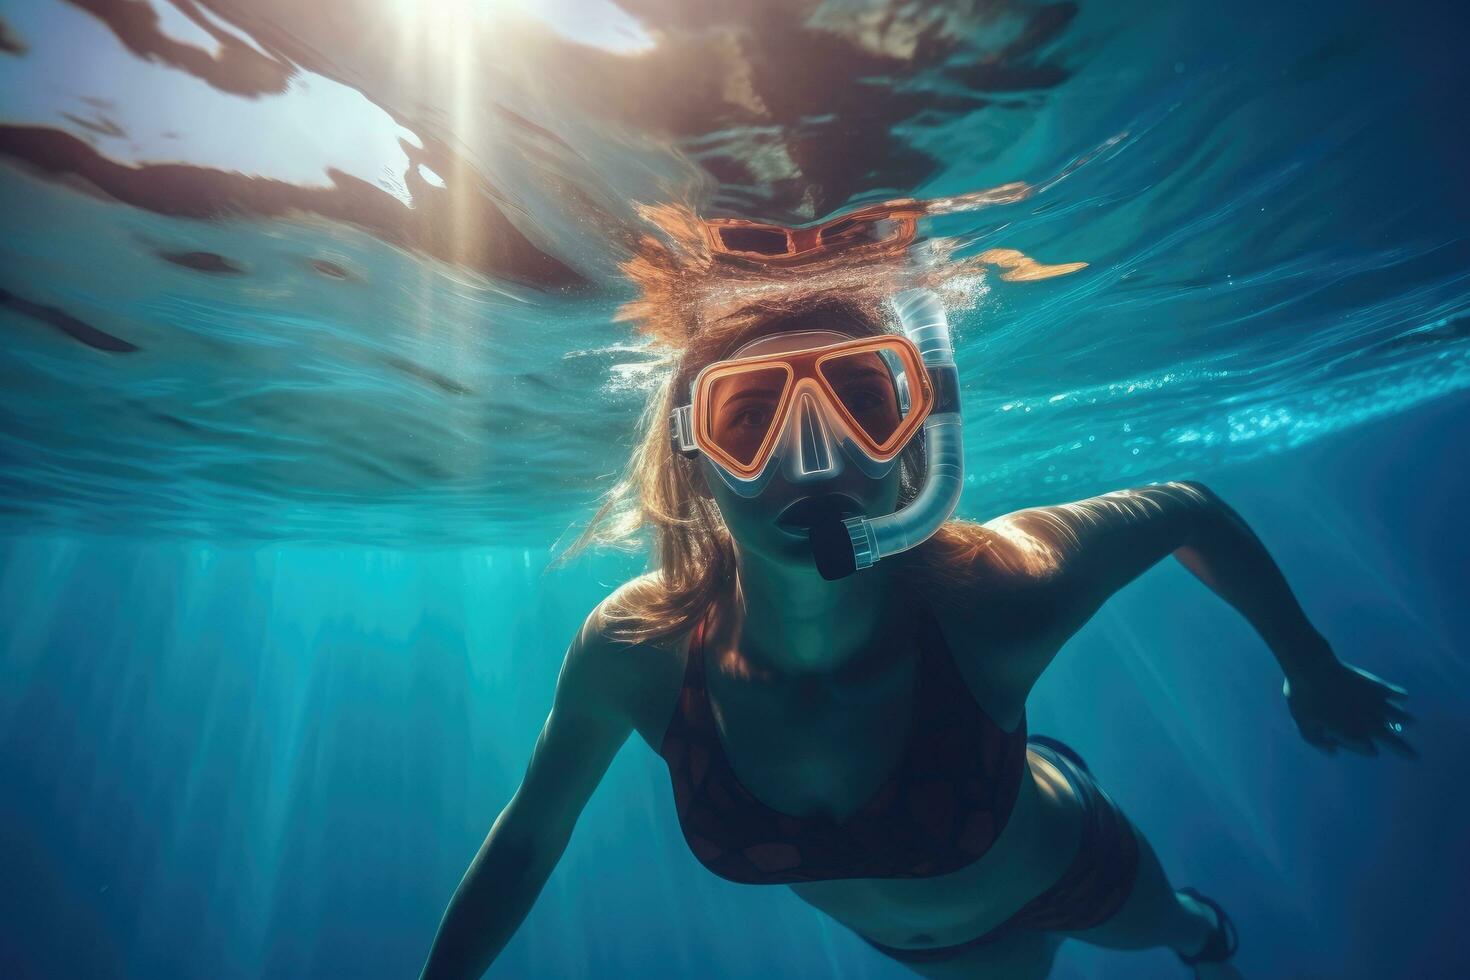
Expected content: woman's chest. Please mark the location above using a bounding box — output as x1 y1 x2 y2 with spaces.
708 660 918 822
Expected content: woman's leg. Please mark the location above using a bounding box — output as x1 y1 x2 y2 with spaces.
1057 821 1228 967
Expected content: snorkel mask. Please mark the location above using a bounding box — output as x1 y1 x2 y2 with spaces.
671 288 963 580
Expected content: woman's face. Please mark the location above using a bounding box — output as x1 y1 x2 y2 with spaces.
696 327 906 569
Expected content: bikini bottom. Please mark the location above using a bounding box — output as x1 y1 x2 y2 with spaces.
860 738 1141 964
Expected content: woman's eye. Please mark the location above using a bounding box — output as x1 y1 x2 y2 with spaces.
842 388 887 412
732 408 771 428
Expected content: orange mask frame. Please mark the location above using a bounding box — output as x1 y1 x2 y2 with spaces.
687 333 935 480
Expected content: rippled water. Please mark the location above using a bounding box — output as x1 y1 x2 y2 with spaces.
1 0 1467 548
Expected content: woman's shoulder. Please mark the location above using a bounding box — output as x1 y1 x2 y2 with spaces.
572 573 697 749
581 572 697 648
919 521 1074 707
919 518 1063 599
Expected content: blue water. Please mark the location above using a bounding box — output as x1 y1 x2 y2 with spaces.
1 0 1467 977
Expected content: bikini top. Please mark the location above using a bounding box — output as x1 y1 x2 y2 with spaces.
658 602 1029 885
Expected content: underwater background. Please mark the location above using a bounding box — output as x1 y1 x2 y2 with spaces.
1 0 1466 977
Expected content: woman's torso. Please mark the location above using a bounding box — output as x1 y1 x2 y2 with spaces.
619 588 1088 949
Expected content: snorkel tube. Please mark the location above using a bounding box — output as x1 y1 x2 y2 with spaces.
809 288 964 580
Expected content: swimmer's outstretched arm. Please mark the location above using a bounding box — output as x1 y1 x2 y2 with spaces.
421 612 633 980
982 481 1413 756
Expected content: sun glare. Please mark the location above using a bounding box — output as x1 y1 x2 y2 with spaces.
387 0 655 55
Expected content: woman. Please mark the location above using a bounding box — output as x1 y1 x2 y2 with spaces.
419 264 1412 979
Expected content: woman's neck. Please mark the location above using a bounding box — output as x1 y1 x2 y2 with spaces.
725 545 904 678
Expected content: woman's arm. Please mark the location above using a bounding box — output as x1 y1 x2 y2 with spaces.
981 481 1412 755
420 611 635 980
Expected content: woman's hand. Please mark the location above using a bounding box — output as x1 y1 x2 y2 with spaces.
1283 654 1415 758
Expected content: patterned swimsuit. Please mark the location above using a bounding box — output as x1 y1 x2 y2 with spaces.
658 600 1141 961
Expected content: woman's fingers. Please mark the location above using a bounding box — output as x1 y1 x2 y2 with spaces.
1382 701 1417 725
1334 734 1378 756
1361 669 1409 699
1299 724 1338 754
1375 728 1418 759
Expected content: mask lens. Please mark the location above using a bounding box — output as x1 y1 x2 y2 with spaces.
704 367 790 467
817 347 912 447
716 226 791 256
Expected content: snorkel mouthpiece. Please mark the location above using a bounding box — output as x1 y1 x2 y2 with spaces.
810 512 860 580
813 287 964 580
